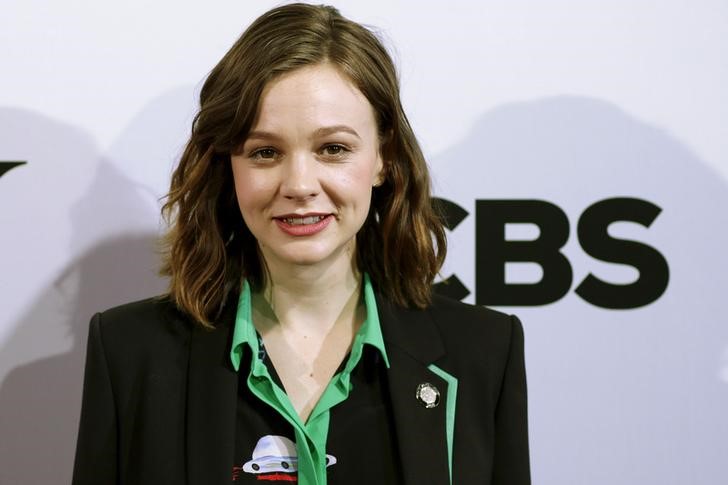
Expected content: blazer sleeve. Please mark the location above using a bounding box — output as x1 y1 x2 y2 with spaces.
72 313 118 484
492 315 531 484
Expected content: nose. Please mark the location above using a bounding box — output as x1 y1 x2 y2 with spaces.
279 152 320 200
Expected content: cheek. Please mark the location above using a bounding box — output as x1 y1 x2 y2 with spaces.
328 168 373 204
341 153 381 189
231 166 274 216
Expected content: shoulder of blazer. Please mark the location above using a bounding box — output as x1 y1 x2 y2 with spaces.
95 295 190 341
89 295 198 379
376 292 519 377
428 293 514 329
91 291 240 371
381 293 521 389
385 292 515 351
429 293 520 378
428 294 516 357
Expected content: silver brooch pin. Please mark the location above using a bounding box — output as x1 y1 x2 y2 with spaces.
416 382 440 408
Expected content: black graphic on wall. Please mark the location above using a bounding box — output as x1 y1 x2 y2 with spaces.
0 161 26 179
476 199 572 306
435 197 669 309
433 197 471 300
574 198 669 309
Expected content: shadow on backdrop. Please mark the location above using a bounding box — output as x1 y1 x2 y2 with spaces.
432 96 728 485
0 107 168 483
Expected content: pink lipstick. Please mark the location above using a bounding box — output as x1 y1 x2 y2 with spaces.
274 214 333 236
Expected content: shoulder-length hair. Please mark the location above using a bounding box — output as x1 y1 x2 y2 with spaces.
160 3 446 328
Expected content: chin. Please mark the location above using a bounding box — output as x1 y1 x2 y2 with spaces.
272 244 352 269
281 252 337 267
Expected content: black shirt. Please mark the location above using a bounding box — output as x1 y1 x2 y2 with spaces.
232 338 402 484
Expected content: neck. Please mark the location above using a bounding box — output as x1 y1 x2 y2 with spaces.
254 252 363 336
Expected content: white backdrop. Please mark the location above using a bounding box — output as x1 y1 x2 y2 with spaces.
1 1 727 483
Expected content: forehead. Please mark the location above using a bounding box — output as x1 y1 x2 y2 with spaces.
252 63 378 133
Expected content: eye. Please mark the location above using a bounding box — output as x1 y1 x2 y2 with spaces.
250 147 278 161
320 144 349 158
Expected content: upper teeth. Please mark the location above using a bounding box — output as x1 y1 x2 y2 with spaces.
285 215 325 225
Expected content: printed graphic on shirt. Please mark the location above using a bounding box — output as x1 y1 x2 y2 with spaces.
232 435 337 482
257 335 267 361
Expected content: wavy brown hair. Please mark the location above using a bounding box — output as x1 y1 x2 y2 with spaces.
160 3 446 328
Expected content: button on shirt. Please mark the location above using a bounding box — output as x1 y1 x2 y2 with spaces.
229 274 401 484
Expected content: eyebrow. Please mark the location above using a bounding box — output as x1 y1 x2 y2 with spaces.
245 125 361 143
312 125 361 140
244 130 283 142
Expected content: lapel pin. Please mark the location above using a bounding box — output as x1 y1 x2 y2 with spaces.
416 382 440 408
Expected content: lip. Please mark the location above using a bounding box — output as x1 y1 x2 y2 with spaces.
274 212 331 219
274 213 334 237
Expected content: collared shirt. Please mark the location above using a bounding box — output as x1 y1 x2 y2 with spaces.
229 274 394 485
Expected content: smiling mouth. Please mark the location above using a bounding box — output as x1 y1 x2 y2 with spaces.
279 215 328 225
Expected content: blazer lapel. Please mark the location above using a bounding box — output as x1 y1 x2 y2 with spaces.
377 295 452 485
186 294 239 485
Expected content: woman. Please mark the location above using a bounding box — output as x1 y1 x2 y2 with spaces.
73 4 530 484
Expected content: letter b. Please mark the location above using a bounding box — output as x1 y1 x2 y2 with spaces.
476 200 572 306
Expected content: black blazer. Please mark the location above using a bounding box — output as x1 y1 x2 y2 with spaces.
72 291 530 485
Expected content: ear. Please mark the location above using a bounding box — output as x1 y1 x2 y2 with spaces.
374 129 393 187
373 150 387 187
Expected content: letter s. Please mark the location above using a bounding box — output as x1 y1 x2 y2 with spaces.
575 197 669 309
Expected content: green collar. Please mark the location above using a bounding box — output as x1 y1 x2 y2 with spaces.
229 273 390 372
229 273 389 484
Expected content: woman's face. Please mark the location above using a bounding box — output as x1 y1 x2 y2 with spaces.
231 63 385 274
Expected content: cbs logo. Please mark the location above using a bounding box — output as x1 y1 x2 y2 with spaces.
434 198 669 309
